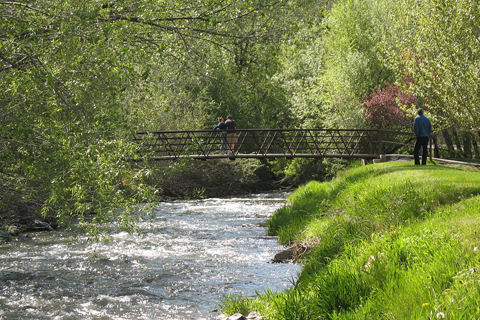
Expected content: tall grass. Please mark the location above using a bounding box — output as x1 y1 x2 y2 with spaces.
219 161 480 319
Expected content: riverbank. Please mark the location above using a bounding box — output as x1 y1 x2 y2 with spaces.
0 158 282 239
219 160 480 319
2 157 343 239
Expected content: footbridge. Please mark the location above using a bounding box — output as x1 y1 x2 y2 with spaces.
133 129 416 161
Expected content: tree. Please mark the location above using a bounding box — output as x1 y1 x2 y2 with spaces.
273 0 399 130
382 0 480 130
0 0 296 232
123 0 315 131
315 0 398 128
362 82 417 131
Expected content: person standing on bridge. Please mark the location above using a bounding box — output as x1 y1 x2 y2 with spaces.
413 108 432 165
213 117 228 155
225 115 237 156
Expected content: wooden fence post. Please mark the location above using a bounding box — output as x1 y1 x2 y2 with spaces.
377 130 383 156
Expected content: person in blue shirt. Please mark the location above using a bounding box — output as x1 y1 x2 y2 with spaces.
413 108 432 165
213 117 228 154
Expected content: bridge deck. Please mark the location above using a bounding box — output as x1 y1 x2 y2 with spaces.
134 129 415 160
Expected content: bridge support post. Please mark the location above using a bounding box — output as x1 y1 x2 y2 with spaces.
361 158 374 165
371 154 387 164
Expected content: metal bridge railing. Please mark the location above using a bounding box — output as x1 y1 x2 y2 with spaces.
133 129 415 160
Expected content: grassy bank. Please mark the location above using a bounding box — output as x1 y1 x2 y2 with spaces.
219 161 480 319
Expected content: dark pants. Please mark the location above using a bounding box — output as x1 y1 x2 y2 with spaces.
414 136 429 165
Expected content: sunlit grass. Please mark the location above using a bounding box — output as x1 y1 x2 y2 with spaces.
219 161 480 319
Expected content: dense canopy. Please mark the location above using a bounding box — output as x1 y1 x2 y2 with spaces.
1 0 479 229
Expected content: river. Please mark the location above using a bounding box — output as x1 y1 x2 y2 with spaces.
0 191 301 320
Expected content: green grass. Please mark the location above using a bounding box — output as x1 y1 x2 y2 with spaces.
219 161 480 319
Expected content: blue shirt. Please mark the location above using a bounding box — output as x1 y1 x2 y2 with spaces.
413 114 432 137
213 122 227 130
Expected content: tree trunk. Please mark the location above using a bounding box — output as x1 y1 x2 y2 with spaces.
452 129 463 157
462 131 473 158
441 128 456 158
474 130 480 158
431 132 440 158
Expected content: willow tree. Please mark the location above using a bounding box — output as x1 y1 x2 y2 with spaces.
0 0 292 232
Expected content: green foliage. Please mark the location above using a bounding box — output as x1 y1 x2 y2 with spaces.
1 0 304 231
217 294 260 318
124 0 313 131
271 18 329 129
382 0 480 130
2 0 480 239
146 158 274 198
321 0 400 127
261 286 321 320
267 180 334 243
278 0 397 129
269 158 349 188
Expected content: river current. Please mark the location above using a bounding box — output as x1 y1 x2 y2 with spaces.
0 192 300 320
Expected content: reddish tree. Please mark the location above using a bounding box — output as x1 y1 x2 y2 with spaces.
362 82 418 130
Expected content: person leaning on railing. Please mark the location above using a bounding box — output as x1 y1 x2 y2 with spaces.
413 108 432 165
225 115 237 156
